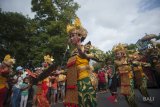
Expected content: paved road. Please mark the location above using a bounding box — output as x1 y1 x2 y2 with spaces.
51 89 160 107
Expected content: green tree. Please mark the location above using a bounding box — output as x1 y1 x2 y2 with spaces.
30 0 79 65
127 43 137 50
0 10 34 66
105 50 114 64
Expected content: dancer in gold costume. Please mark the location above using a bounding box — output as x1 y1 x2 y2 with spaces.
65 18 106 107
113 44 137 107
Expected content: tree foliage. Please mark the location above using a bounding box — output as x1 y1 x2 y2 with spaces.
0 0 79 67
0 10 33 66
30 0 79 66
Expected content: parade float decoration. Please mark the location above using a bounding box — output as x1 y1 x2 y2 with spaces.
136 33 160 87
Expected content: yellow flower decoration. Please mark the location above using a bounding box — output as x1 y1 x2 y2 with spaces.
44 55 54 64
3 54 15 66
4 54 11 62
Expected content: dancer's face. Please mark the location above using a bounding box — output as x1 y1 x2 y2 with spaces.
69 30 81 46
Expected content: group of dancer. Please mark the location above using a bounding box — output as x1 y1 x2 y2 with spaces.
0 17 160 107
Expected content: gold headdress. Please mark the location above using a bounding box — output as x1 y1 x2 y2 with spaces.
67 17 87 39
3 54 15 66
112 43 127 52
44 55 54 64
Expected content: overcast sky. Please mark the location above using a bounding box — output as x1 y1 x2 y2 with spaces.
0 0 160 52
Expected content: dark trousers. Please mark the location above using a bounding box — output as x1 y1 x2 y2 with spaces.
11 86 21 107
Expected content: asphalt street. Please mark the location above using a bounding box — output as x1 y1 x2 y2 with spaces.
52 89 160 107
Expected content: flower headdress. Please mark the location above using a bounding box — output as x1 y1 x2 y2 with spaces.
3 54 15 66
66 17 88 40
44 55 54 64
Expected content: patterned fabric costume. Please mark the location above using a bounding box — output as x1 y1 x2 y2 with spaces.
113 44 137 107
0 55 15 107
35 82 50 107
65 55 97 107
